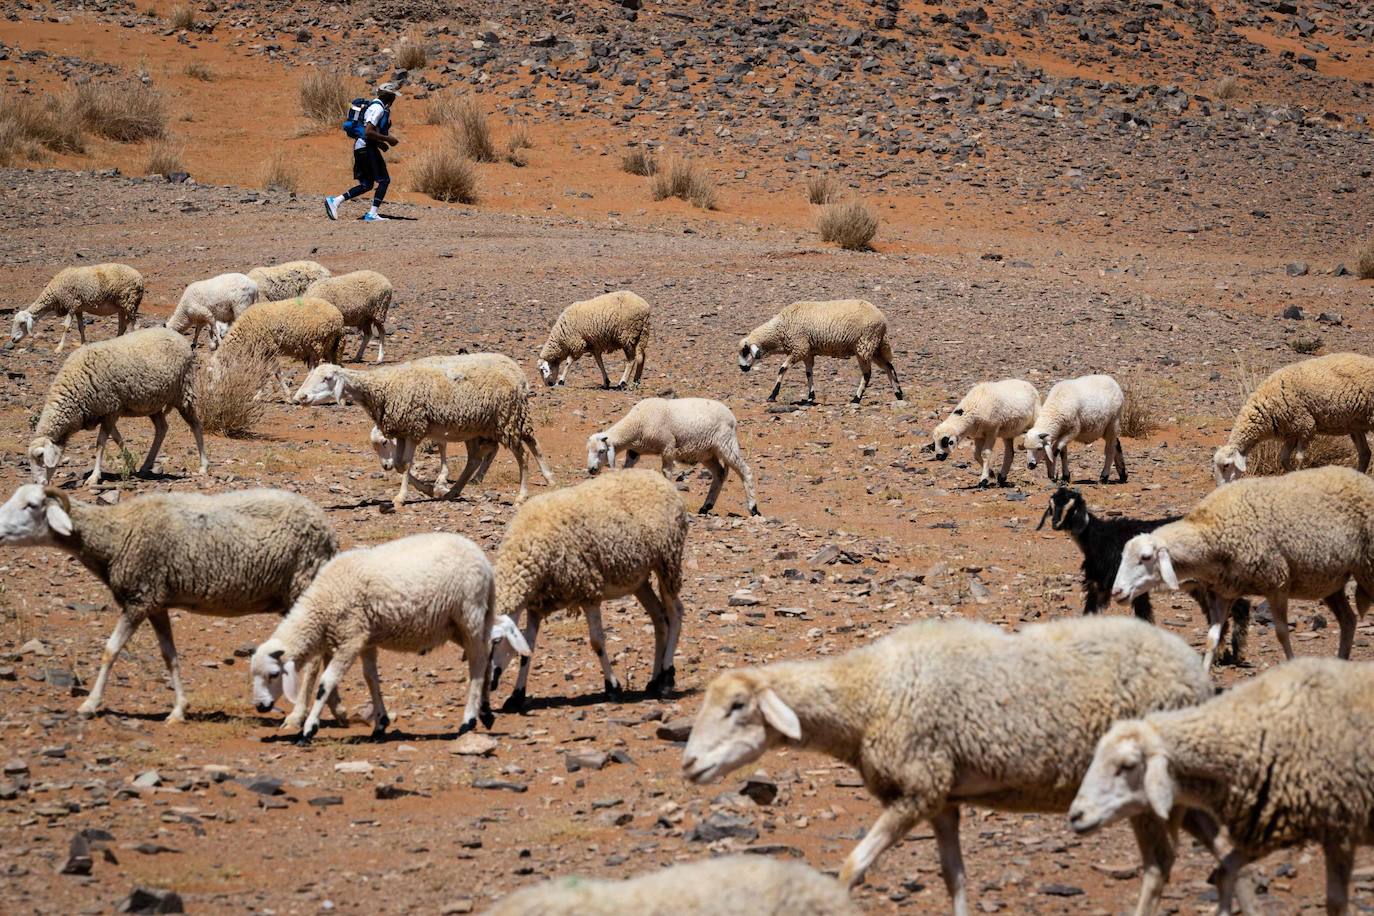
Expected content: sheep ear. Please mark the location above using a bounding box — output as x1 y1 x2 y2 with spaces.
269 649 285 661
42 442 61 469
758 688 801 741
1233 452 1247 473
45 501 73 536
331 376 345 403
1157 546 1180 590
1144 750 1174 819
919 442 935 453
491 616 531 657
281 659 300 699
606 443 616 468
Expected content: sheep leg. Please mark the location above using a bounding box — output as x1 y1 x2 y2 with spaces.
699 457 727 515
522 435 555 485
391 438 418 509
139 412 170 476
442 441 489 501
852 355 872 404
766 356 792 402
932 804 970 916
503 613 542 712
721 444 760 516
1213 850 1249 916
1099 435 1118 483
1352 433 1371 473
359 647 389 738
282 656 324 730
1269 595 1296 660
301 644 361 742
838 802 919 891
616 347 634 389
997 438 1014 486
582 604 623 700
117 312 129 335
374 321 385 363
1127 811 1176 916
1057 445 1071 483
591 351 613 389
660 590 684 690
78 612 142 718
433 442 451 492
975 436 994 487
1181 809 1261 916
146 611 188 724
1201 594 1231 670
631 340 647 385
460 627 493 732
75 311 88 346
661 456 678 479
86 420 115 488
1130 593 1154 623
1278 441 1297 472
511 439 531 503
1114 438 1128 482
802 356 816 404
635 582 670 693
56 313 71 353
1323 839 1354 916
190 325 201 349
1324 590 1358 660
175 404 209 476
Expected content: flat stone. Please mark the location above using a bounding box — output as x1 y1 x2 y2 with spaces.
451 733 498 757
564 750 610 773
59 834 93 876
1040 883 1084 897
131 771 161 788
308 796 344 807
741 776 778 805
117 887 185 914
334 761 373 774
472 778 527 792
688 811 758 843
237 776 283 796
655 718 693 742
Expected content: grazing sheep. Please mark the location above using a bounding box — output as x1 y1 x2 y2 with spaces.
1070 658 1374 916
587 396 759 516
1213 352 1374 485
214 297 344 396
536 290 652 389
1113 466 1374 668
1021 374 1126 484
293 355 553 508
10 263 143 352
737 299 902 404
1037 487 1252 665
484 856 859 916
928 379 1039 487
251 533 531 742
490 469 689 710
0 484 343 724
245 260 331 302
303 269 393 363
682 616 1254 916
165 272 259 349
27 327 207 488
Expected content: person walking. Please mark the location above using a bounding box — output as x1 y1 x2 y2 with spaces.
325 83 400 222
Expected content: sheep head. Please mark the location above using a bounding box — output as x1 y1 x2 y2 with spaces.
586 432 616 475
1212 445 1247 486
682 669 801 785
737 339 763 373
1112 533 1178 603
250 638 297 713
292 363 346 405
1069 719 1174 833
9 310 35 348
27 437 62 485
930 411 968 460
0 484 73 545
1021 429 1053 470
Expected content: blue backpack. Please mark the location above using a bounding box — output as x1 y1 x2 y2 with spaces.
342 98 390 140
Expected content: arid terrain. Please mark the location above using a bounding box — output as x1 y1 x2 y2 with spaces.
1 1 1373 913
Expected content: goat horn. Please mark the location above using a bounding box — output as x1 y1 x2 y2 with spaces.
1035 505 1053 531
41 486 70 514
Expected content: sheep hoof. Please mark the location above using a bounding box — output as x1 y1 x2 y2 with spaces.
77 702 99 719
614 382 627 391
996 475 1009 487
489 667 504 690
1119 473 1129 483
603 680 623 701
1098 475 1110 484
978 478 991 489
479 710 495 730
849 396 861 405
664 665 677 689
697 503 714 516
766 394 778 403
500 689 527 713
749 506 761 517
894 390 905 401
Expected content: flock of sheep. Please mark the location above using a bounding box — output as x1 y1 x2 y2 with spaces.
3 259 1374 914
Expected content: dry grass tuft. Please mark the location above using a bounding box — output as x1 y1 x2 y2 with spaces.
1355 237 1374 280
806 174 839 205
145 137 185 177
425 92 461 125
395 31 427 70
1212 75 1242 100
1119 379 1162 439
183 61 214 81
621 147 657 177
72 81 166 142
412 145 479 203
0 92 85 164
504 121 531 166
651 157 716 209
448 97 496 163
195 352 273 438
818 198 878 250
260 151 299 192
168 4 195 30
299 68 351 126
1231 360 1358 476
1288 332 1323 355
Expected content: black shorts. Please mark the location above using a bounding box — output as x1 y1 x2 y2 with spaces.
352 145 389 184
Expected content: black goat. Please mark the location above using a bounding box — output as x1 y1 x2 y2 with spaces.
1037 486 1250 666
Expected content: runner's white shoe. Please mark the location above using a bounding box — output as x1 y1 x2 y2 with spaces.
363 212 389 221
324 196 340 220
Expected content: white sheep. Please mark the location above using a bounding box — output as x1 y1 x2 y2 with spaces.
490 469 689 710
303 269 393 363
537 290 651 389
928 379 1040 487
1021 373 1126 484
737 299 903 404
1213 352 1374 485
1112 465 1374 668
245 260 331 302
587 396 760 516
165 272 258 349
27 327 207 488
0 484 343 724
251 532 530 742
682 616 1255 916
10 263 143 352
213 297 345 396
484 855 860 916
1070 657 1374 916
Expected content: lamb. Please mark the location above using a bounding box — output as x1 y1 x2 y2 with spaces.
489 469 689 711
245 260 331 302
536 290 651 389
10 263 143 352
682 616 1258 916
0 484 344 724
928 379 1039 487
737 299 903 404
292 355 554 508
1021 373 1126 484
1213 352 1374 485
1070 658 1374 916
27 327 207 488
251 532 531 742
1112 465 1374 668
587 396 760 517
1037 486 1252 666
484 855 859 916
165 272 259 349
213 297 345 396
303 269 393 363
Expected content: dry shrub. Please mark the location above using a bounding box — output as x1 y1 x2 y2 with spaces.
818 198 878 250
806 173 839 205
1288 332 1323 355
425 92 462 125
1355 237 1374 280
1212 75 1242 100
260 151 299 192
448 97 496 162
72 81 166 142
195 352 273 437
395 31 427 70
504 120 531 166
0 92 85 163
184 61 214 81
299 68 351 126
411 145 479 203
651 157 716 209
1119 379 1162 439
168 4 195 29
145 137 185 177
621 147 657 176
1231 360 1358 476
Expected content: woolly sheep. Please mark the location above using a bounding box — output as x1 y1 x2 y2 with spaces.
214 297 345 396
484 855 859 916
490 469 689 711
1112 465 1374 667
165 272 258 349
303 269 393 363
10 263 142 352
737 299 903 404
928 378 1039 487
1021 374 1126 484
292 355 553 508
682 616 1254 915
0 484 342 724
536 290 651 389
245 260 331 302
27 327 207 488
587 396 759 517
251 533 531 742
1070 658 1374 916
1213 352 1374 485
